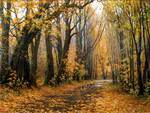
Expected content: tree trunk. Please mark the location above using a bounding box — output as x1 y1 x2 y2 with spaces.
129 38 135 89
76 10 83 64
44 34 55 85
30 33 41 86
56 16 72 84
57 32 71 84
11 23 40 86
56 16 62 67
0 0 11 83
137 53 144 95
141 4 149 85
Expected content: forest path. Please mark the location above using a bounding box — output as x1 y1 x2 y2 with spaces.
1 80 150 113
14 80 111 113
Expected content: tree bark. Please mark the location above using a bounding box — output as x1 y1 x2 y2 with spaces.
57 16 72 84
30 33 41 86
56 17 62 66
11 23 40 86
44 34 55 85
0 0 11 83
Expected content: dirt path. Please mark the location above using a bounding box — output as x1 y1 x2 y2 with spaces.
0 80 150 113
14 80 109 113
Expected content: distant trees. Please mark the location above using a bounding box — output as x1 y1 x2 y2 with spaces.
104 0 150 95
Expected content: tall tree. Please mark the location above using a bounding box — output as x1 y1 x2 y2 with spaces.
0 0 11 83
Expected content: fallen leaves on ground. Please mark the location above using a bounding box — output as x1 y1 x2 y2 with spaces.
0 81 150 113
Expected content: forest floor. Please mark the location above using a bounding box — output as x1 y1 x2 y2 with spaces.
0 80 150 113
